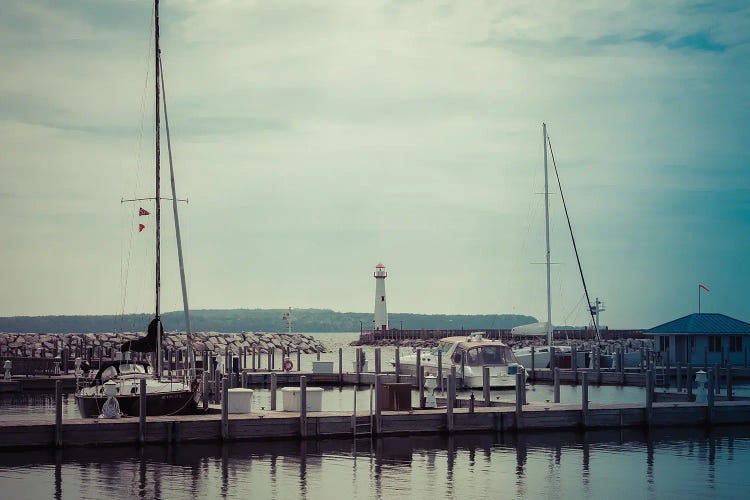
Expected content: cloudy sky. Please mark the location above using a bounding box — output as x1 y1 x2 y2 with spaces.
1 0 749 328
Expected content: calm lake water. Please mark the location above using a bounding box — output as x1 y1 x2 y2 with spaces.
2 333 750 498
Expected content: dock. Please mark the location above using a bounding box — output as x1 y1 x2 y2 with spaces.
3 399 750 450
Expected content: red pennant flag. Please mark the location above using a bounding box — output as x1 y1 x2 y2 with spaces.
699 283 710 292
138 224 145 232
139 207 150 216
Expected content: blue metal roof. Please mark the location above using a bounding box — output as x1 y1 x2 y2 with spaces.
645 313 750 335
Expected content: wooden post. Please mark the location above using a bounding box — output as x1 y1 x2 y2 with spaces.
707 369 715 425
297 349 301 372
241 372 247 389
270 372 277 411
316 348 321 361
530 346 535 379
300 376 307 438
415 348 422 389
437 350 442 392
139 379 147 444
221 377 229 440
595 348 601 384
251 348 256 372
550 346 556 371
727 362 733 401
639 346 645 373
202 371 209 411
618 347 625 383
375 347 381 375
395 346 401 383
483 366 490 406
214 369 221 404
571 345 578 385
267 350 272 372
646 369 653 426
515 371 524 429
581 372 589 428
460 350 465 388
687 362 693 400
553 367 561 403
355 348 361 385
714 364 721 394
55 380 63 448
338 347 343 386
375 375 382 435
418 365 425 409
447 367 455 432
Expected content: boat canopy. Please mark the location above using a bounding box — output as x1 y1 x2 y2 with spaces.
511 321 551 336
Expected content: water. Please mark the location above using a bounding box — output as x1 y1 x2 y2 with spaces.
3 332 750 498
1 428 749 499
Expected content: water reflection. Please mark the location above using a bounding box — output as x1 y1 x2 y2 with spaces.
2 427 750 499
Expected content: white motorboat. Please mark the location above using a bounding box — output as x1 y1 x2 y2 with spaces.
394 332 525 389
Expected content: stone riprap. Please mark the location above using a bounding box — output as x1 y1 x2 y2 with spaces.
0 332 326 357
352 336 655 352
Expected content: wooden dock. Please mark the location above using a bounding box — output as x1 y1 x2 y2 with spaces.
3 400 750 450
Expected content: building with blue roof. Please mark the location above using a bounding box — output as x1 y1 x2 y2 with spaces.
644 313 750 366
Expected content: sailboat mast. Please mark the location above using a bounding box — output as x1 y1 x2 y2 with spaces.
543 122 552 347
154 0 162 378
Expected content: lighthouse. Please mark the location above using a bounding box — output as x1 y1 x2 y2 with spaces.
373 263 388 331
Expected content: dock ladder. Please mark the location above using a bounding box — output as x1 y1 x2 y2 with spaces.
351 384 374 437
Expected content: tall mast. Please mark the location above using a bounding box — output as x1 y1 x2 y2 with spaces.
544 122 552 347
154 0 162 378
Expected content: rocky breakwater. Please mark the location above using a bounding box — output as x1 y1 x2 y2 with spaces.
352 336 655 352
0 332 326 357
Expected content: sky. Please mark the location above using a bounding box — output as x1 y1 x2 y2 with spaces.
1 0 749 329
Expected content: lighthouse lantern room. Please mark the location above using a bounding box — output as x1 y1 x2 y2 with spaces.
373 263 388 331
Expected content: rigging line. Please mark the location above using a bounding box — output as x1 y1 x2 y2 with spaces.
120 8 155 334
546 131 601 342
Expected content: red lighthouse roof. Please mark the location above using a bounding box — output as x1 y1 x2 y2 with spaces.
375 263 385 268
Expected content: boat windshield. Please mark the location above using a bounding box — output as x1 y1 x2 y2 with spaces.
466 346 517 366
437 342 454 354
100 366 118 382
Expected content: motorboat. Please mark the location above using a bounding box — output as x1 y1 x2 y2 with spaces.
394 332 525 388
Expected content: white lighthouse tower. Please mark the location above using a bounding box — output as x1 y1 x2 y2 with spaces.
373 263 388 331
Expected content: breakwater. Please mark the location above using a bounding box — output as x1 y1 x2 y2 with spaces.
0 332 326 358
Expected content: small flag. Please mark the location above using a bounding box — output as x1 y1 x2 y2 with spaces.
139 207 150 216
699 283 710 292
138 224 145 232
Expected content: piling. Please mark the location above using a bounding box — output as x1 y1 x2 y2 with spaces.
687 362 694 400
530 346 536 379
447 367 455 432
355 348 362 385
639 347 645 373
213 370 221 404
618 347 625 383
55 380 62 448
645 370 654 425
571 346 578 384
415 349 422 390
375 348 381 375
707 370 715 424
221 377 229 441
515 371 524 429
300 376 307 438
581 372 589 428
251 348 256 372
714 365 721 394
139 379 147 444
202 372 209 411
241 372 247 389
375 375 382 435
267 350 273 372
483 366 490 406
437 350 443 392
316 349 321 361
595 348 601 384
664 351 671 389
550 346 556 371
418 365 425 409
553 367 561 403
338 348 343 386
395 347 401 383
297 349 301 372
270 373 277 411
727 363 733 401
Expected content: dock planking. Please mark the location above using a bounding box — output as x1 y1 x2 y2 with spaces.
3 400 750 450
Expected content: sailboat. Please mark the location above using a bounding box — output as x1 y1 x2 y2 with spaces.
75 0 199 418
512 123 600 369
